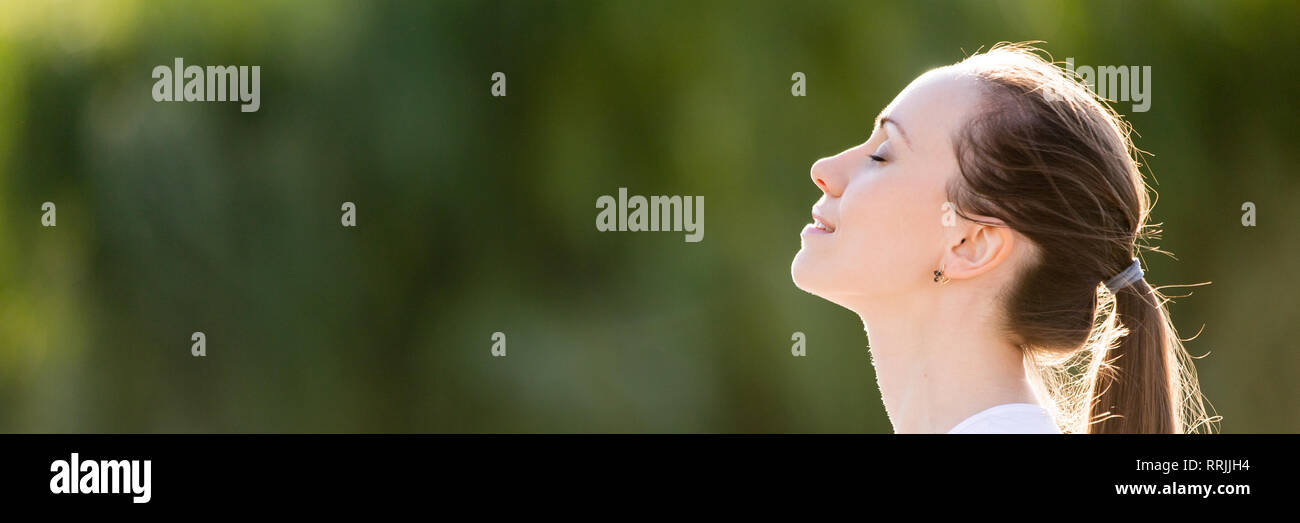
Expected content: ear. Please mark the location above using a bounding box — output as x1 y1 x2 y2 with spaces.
940 217 1016 282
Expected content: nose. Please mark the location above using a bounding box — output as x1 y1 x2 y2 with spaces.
810 150 848 197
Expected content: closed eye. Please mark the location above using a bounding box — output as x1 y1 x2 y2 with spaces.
868 141 892 164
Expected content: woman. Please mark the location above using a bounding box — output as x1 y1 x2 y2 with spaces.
790 43 1217 434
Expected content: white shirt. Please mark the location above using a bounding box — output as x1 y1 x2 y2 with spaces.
945 403 1062 434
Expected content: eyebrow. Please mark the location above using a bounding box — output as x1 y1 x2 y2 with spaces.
875 115 911 148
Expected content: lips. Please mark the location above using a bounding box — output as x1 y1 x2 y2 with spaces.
811 209 836 233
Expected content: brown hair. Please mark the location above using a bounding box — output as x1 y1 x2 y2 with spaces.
945 43 1218 433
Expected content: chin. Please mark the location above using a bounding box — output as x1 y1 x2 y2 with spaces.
790 249 825 295
792 251 873 312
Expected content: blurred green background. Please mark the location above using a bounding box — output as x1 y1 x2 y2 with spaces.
0 0 1296 432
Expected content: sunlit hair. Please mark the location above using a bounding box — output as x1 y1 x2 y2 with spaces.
946 42 1219 433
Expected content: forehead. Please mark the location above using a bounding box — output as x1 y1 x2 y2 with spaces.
878 67 984 151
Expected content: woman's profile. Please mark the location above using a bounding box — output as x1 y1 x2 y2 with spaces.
790 42 1217 434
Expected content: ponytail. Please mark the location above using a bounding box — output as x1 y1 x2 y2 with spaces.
1084 279 1213 433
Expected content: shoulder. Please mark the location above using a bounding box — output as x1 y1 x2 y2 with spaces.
946 403 1062 434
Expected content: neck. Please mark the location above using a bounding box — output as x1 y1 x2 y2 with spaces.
851 290 1042 433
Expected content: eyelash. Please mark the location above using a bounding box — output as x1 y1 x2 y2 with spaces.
869 154 886 163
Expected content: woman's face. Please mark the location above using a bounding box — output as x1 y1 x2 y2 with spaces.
791 67 984 309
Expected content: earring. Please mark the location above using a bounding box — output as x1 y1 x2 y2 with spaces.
933 263 950 285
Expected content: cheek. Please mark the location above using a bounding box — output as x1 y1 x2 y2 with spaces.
838 169 946 286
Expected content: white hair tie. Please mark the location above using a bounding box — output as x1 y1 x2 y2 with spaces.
1104 258 1144 293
